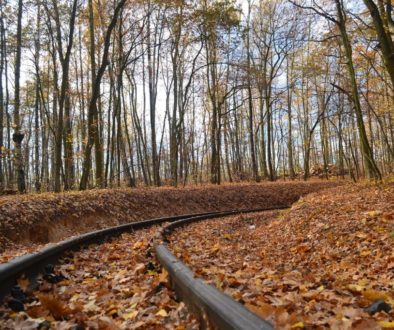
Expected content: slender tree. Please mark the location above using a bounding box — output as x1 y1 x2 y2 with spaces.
13 0 26 193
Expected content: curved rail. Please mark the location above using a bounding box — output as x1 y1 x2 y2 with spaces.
156 206 288 330
0 211 222 301
1 206 288 329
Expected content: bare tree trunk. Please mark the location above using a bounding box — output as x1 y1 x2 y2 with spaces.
13 0 26 193
246 0 259 182
266 94 275 181
363 0 394 88
258 89 268 179
335 0 381 180
286 56 295 179
34 3 41 191
169 5 183 187
0 5 5 192
146 3 161 186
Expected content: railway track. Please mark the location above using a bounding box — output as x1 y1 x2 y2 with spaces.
0 206 287 329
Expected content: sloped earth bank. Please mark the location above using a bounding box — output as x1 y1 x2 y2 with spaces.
0 225 199 329
168 184 394 329
0 181 338 263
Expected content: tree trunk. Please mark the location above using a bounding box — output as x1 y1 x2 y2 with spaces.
363 0 394 88
335 0 382 180
34 4 41 191
13 0 26 193
146 3 161 186
286 57 295 179
0 6 5 192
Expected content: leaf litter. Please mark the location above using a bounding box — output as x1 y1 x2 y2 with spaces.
168 183 394 329
0 181 339 262
0 225 198 329
0 180 342 328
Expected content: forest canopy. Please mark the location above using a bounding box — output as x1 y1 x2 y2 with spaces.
0 0 393 193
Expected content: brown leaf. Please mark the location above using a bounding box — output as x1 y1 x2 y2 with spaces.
38 294 72 320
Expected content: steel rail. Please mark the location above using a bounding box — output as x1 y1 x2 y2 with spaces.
0 210 223 301
156 206 289 330
0 206 288 329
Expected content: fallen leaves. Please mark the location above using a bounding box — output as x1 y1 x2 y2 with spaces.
133 240 147 250
169 183 394 329
0 226 199 329
38 294 70 319
156 309 168 317
0 181 339 261
379 320 394 328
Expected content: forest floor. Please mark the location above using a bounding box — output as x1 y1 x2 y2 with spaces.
0 180 341 329
1 181 393 329
0 225 199 329
0 180 338 263
168 183 394 329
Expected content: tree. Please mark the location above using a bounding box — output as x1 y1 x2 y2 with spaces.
0 0 392 192
44 0 79 192
0 2 5 192
13 0 26 193
363 0 394 88
80 0 127 190
199 0 240 184
245 0 259 182
289 0 382 180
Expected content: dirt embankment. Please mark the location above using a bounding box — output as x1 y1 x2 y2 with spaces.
0 181 339 259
